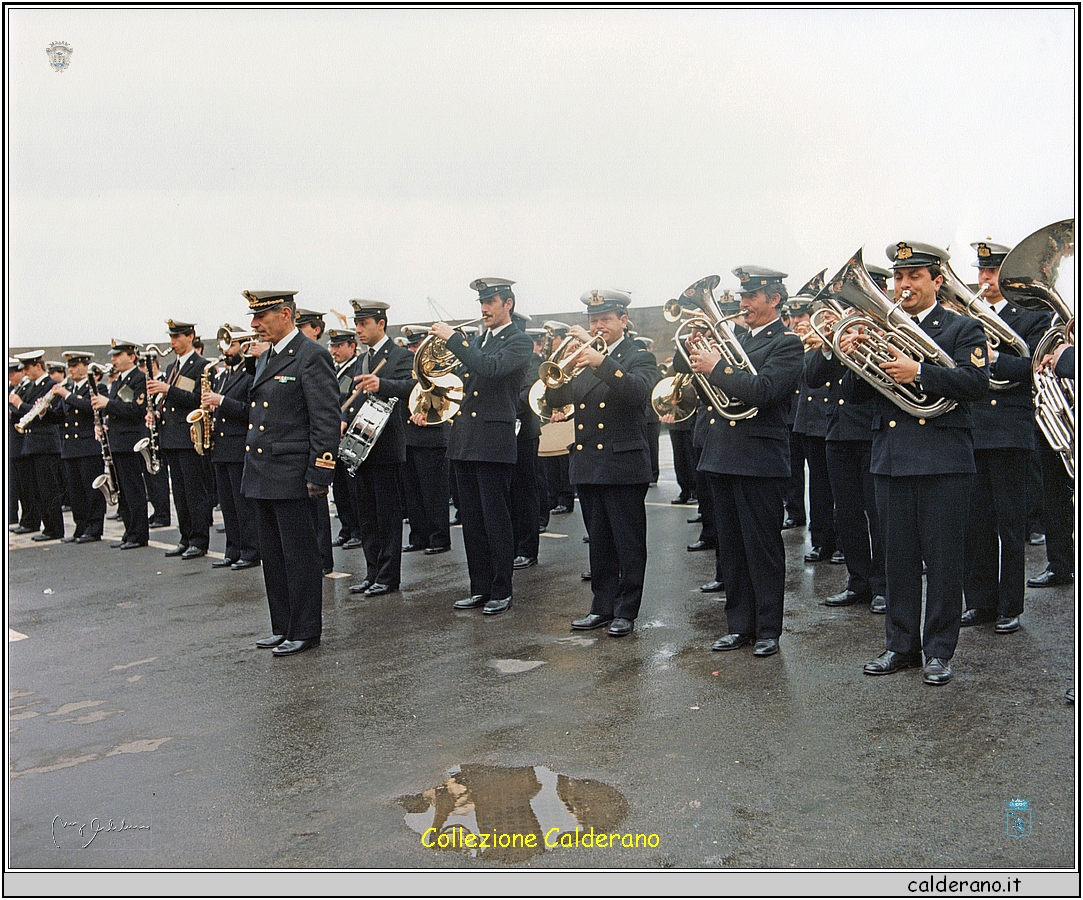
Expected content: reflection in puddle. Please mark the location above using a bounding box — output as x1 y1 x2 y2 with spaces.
401 764 632 862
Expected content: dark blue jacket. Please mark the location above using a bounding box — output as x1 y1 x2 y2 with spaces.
341 339 415 467
805 349 874 443
50 377 106 459
156 353 212 451
102 367 150 454
210 363 253 465
13 375 61 456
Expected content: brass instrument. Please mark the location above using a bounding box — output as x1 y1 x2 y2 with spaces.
814 249 958 419
87 367 119 506
14 391 60 433
217 325 260 358
527 322 575 422
938 259 1030 391
186 367 214 455
537 334 608 389
650 372 697 422
134 344 166 474
407 319 482 424
666 274 758 421
999 218 1075 479
793 320 823 352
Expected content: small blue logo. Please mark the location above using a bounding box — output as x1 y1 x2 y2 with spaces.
46 41 73 73
1006 797 1031 837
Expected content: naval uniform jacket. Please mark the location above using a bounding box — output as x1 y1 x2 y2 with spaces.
341 340 415 467
792 351 831 439
805 350 875 443
544 339 660 485
445 327 535 465
156 353 211 451
48 378 105 459
12 376 62 456
696 320 804 478
102 368 150 452
241 332 341 500
970 304 1051 451
210 364 253 465
841 303 989 475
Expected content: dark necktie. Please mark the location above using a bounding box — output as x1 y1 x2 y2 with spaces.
267 347 277 361
361 349 371 374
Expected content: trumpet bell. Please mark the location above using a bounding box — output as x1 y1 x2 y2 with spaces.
408 378 464 425
663 298 686 322
528 378 574 423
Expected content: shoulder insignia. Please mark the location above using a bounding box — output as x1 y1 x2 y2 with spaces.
724 366 734 375
971 347 986 367
614 369 623 378
314 451 336 470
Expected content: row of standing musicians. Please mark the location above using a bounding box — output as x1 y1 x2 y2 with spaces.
7 245 1075 679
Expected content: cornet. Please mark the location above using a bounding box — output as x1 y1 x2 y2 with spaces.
537 333 608 389
217 324 260 357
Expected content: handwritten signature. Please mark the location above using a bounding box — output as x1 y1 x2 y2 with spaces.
52 814 150 849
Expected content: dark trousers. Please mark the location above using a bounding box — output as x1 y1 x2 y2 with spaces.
709 473 787 640
64 455 107 538
578 482 649 620
114 451 149 544
647 418 660 483
402 446 451 550
800 434 836 551
9 451 21 524
1038 446 1074 576
333 461 360 541
541 455 574 511
352 462 404 587
876 473 973 660
785 426 807 523
308 493 335 573
826 440 884 598
1025 448 1044 535
669 428 697 500
144 462 171 524
253 497 322 641
511 435 540 560
163 448 211 551
453 460 515 600
22 453 64 537
694 451 717 547
13 455 40 529
965 448 1027 617
215 460 259 563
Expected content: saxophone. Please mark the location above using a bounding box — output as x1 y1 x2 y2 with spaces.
186 366 214 455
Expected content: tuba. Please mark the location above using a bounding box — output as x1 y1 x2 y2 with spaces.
407 319 480 424
998 218 1075 479
938 258 1031 391
666 274 758 421
814 249 958 419
186 367 214 455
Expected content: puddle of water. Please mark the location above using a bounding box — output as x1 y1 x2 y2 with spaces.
489 659 546 676
401 764 631 862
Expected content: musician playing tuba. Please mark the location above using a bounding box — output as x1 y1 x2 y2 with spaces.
848 242 989 688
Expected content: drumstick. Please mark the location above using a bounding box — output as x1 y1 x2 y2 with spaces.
340 358 387 412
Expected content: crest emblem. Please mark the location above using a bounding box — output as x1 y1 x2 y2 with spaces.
971 346 986 367
46 41 73 73
1006 797 1031 837
896 242 913 261
977 242 991 258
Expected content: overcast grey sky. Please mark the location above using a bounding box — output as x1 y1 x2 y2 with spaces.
7 6 1077 348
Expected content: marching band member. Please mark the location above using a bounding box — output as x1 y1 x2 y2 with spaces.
8 359 27 529
511 311 541 570
92 339 150 549
136 350 172 529
547 289 660 636
690 268 804 657
295 308 335 573
327 329 364 550
241 290 341 655
9 351 65 541
846 242 989 685
433 277 534 616
343 300 414 597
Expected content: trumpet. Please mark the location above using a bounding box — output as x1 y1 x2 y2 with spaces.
537 333 608 389
406 318 481 424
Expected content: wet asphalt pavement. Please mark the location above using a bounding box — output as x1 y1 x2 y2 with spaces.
7 447 1078 874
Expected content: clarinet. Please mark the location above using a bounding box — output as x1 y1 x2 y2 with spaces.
88 368 120 506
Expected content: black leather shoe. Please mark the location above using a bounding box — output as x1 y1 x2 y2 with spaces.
753 638 779 657
10 525 36 534
711 633 751 651
582 535 590 543
830 549 846 564
449 516 462 526
687 514 703 523
863 649 922 675
110 540 126 548
483 596 511 615
148 519 171 528
922 657 953 685
322 566 335 575
781 517 805 530
572 614 613 630
211 557 235 568
580 572 592 581
181 546 207 559
255 634 285 649
331 535 346 547
32 533 62 542
687 540 714 552
670 496 691 505
1027 532 1046 545
870 595 887 614
164 544 188 557
272 637 320 656
995 615 1020 634
700 580 725 593
513 556 538 569
118 541 147 550
608 617 633 636
551 505 572 514
402 543 425 552
342 538 364 550
424 545 450 555
61 536 77 543
453 594 488 609
364 583 398 597
75 534 101 544
348 579 373 594
825 589 869 607
1028 569 1074 588
231 559 260 569
960 608 996 627
804 546 830 563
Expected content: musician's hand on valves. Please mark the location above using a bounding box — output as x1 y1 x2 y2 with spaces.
879 344 920 385
357 375 380 394
202 390 222 409
90 393 108 411
660 413 676 425
1037 343 1068 375
986 340 998 365
566 326 604 369
429 321 455 342
688 344 721 375
836 325 869 358
307 482 329 500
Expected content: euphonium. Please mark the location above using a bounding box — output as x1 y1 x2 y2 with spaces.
814 249 958 419
938 258 1030 391
538 333 608 389
667 274 758 421
407 319 481 424
186 367 214 455
998 218 1075 479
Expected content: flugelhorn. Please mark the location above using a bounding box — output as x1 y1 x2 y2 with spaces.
999 218 1075 478
217 324 260 357
537 333 608 389
815 249 958 419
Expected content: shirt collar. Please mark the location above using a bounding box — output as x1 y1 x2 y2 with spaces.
912 303 936 324
992 298 1008 314
366 335 389 354
273 329 299 355
607 336 626 356
175 350 195 368
73 377 88 388
749 316 781 338
487 322 513 339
